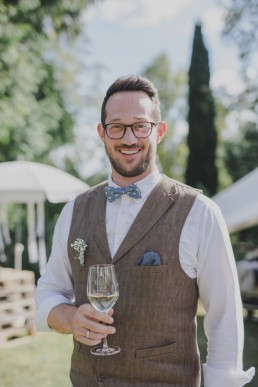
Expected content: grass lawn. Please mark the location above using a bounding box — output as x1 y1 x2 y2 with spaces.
0 317 257 387
0 333 73 387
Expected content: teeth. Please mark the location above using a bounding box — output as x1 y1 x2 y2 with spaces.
121 150 138 154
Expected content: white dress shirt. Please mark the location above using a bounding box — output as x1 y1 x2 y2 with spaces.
35 170 255 386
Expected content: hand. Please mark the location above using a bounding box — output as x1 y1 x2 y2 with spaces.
70 303 116 346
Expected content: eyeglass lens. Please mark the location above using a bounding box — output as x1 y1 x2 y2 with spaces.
106 122 153 139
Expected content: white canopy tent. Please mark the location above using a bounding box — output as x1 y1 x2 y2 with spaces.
0 161 90 273
212 167 258 233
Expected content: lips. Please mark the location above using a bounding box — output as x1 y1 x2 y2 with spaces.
120 149 140 155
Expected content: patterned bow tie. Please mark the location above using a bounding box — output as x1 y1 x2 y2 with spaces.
104 183 142 203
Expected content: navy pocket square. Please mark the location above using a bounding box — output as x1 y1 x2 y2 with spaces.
137 251 161 266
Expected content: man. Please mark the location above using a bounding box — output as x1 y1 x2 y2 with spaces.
35 75 255 386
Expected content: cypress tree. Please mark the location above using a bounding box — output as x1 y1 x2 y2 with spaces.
185 23 218 195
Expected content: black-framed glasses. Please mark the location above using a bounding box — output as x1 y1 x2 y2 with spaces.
103 122 159 140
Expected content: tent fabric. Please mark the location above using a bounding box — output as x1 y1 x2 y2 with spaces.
212 167 258 233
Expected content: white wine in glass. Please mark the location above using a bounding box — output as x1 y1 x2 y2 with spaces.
87 264 121 356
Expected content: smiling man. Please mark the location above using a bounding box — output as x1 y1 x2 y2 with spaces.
35 75 255 386
98 88 166 183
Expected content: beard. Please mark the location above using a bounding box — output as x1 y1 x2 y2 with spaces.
105 144 153 178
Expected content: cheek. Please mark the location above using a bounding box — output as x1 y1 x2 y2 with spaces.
147 137 158 150
105 140 120 157
143 140 157 159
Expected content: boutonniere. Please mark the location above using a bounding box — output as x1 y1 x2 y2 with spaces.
71 238 87 266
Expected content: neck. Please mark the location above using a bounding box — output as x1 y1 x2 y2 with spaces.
111 166 157 187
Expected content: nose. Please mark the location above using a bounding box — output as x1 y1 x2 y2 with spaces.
121 127 137 145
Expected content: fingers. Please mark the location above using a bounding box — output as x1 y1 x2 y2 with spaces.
82 304 114 325
76 329 106 347
70 303 116 346
107 308 114 317
79 326 115 347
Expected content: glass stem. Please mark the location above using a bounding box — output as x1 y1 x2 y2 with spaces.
103 336 108 350
102 322 108 350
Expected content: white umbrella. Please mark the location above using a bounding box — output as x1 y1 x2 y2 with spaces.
0 160 89 203
0 161 90 273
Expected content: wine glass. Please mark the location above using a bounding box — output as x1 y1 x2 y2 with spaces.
87 264 121 356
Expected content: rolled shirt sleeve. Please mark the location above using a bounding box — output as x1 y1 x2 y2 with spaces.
203 364 255 387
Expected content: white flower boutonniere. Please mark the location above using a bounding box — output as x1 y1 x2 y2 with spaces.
71 238 87 266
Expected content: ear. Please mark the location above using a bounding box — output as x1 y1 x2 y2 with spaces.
97 123 105 143
156 121 167 144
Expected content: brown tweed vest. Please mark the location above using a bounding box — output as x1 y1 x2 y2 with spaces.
68 175 200 387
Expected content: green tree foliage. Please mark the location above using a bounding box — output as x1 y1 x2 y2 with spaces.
221 0 258 181
142 52 188 180
142 52 185 118
224 122 258 182
223 0 258 63
0 0 94 163
0 0 96 272
222 0 258 116
185 24 218 196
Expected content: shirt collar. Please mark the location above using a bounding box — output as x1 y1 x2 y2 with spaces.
108 169 162 198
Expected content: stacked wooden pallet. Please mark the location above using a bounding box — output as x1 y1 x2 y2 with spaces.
0 267 36 347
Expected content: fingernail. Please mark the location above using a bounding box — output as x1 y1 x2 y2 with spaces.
111 328 116 334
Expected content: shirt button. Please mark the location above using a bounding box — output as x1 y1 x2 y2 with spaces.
96 374 105 382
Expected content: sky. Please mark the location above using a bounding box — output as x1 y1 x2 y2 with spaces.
82 0 243 95
63 0 245 177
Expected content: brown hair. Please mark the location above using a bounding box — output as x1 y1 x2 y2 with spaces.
101 75 161 124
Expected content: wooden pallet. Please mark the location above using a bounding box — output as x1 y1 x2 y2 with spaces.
242 287 258 321
0 267 36 347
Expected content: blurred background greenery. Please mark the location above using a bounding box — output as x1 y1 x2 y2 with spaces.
0 0 257 385
1 0 257 274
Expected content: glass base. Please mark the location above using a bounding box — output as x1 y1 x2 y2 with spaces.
90 345 121 356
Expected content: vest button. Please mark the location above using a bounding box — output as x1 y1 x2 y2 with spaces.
96 374 105 382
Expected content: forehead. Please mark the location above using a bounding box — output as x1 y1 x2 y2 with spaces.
105 91 154 122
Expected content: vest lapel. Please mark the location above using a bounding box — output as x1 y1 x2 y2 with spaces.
113 177 177 263
91 183 112 263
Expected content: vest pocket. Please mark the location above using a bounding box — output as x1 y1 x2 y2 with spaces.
135 342 175 359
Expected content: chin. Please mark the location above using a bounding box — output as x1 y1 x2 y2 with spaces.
118 165 150 178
